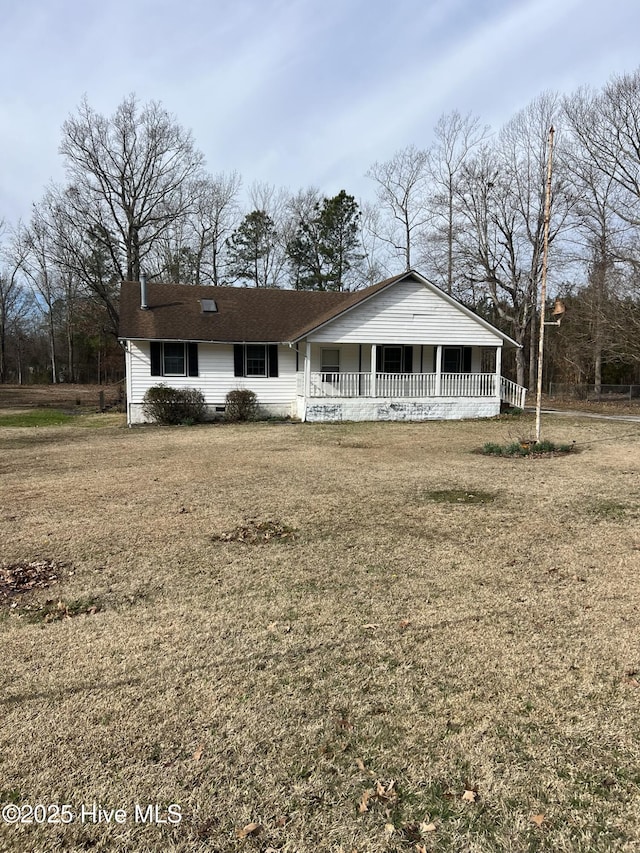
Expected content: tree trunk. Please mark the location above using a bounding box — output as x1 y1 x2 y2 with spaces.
48 310 58 383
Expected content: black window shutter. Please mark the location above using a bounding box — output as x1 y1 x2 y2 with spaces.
463 347 472 373
268 344 278 378
433 347 437 372
187 343 199 377
234 344 245 377
150 341 162 376
403 345 413 374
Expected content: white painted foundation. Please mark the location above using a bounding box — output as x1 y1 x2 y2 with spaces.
303 396 500 422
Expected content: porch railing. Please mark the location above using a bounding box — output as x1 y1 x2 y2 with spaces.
305 372 504 398
308 372 371 397
440 373 496 396
500 376 527 409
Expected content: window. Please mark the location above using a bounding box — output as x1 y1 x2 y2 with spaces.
321 348 340 382
150 342 198 377
376 345 413 374
246 345 267 377
163 342 185 375
442 347 472 373
382 346 403 373
234 344 279 378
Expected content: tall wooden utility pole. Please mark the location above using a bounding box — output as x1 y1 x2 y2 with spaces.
535 126 555 443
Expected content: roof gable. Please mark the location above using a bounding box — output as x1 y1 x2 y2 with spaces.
298 271 519 346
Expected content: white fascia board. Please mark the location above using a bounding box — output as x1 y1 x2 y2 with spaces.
119 337 286 345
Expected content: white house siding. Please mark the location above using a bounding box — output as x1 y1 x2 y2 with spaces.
126 341 298 423
308 278 501 346
304 397 500 422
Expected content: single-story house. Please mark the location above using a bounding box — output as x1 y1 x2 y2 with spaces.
118 270 526 425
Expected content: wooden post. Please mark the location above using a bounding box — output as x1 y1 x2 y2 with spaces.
370 344 377 397
535 126 555 443
435 345 442 395
304 341 311 398
495 346 502 400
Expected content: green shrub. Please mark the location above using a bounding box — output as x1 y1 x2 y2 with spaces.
142 385 206 425
225 389 259 422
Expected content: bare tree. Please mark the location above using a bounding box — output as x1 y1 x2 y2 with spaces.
425 111 490 296
15 217 63 382
358 200 393 286
456 96 570 388
563 110 632 391
0 222 32 382
366 144 431 271
456 147 532 384
564 72 640 231
192 171 242 285
59 94 205 283
32 188 121 335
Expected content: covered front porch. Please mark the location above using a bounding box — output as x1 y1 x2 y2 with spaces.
295 342 526 422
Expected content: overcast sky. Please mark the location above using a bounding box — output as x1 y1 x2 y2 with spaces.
2 0 640 224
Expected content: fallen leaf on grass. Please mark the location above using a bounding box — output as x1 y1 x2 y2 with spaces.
462 789 478 802
384 823 395 838
363 623 380 630
192 746 203 761
236 821 262 839
355 758 367 771
530 813 545 826
376 779 396 801
420 821 437 832
359 779 397 814
399 619 412 630
359 789 372 813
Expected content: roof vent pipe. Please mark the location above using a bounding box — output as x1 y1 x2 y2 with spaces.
140 271 148 310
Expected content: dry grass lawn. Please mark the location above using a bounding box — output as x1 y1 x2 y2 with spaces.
1 408 640 852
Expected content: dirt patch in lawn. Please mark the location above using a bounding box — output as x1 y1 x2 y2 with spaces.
0 382 124 411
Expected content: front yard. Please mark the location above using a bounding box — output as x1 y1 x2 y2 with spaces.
1 413 639 851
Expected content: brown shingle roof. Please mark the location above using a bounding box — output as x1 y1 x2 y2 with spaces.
118 275 406 343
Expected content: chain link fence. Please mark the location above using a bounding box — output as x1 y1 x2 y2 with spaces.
548 383 640 400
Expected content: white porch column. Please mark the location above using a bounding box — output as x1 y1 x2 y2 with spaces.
370 344 377 397
495 345 502 399
435 345 442 395
304 340 311 398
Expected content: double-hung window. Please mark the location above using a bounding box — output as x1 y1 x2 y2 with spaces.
234 344 279 378
245 345 267 377
163 342 186 375
150 342 199 377
321 348 340 383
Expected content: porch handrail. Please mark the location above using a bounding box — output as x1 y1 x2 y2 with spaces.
500 377 527 409
305 371 503 399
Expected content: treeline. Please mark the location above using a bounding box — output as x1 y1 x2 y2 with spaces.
2 70 640 388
